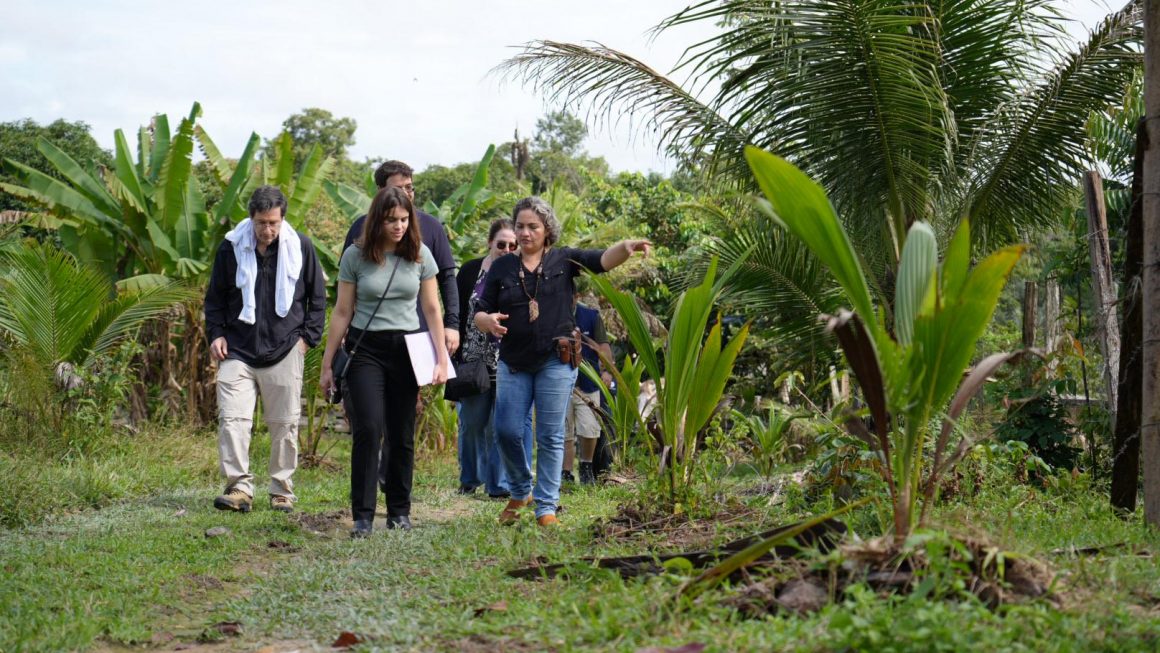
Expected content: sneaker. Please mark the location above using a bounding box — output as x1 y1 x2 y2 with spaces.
213 487 252 512
270 495 294 513
536 514 559 527
456 484 478 495
579 462 595 485
561 470 575 484
487 491 512 500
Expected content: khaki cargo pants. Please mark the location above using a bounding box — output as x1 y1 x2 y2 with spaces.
216 346 303 500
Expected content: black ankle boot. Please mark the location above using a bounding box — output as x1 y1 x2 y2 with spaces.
351 519 373 539
579 461 595 485
386 515 412 531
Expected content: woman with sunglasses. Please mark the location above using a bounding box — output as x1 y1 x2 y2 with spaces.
321 186 449 538
475 196 650 526
452 218 526 498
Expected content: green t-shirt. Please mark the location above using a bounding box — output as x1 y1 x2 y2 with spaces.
339 243 438 332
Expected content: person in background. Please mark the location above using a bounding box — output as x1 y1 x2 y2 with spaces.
562 297 613 485
205 185 326 514
475 196 650 526
454 218 521 497
322 187 449 538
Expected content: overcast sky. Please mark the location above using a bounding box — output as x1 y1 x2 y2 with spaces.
0 1 1125 176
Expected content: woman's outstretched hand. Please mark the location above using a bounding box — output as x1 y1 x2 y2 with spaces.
625 239 652 257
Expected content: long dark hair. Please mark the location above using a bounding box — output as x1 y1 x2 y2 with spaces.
359 186 422 264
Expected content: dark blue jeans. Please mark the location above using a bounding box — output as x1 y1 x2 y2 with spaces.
458 389 535 495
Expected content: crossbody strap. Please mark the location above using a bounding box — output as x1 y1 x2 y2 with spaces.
344 256 403 359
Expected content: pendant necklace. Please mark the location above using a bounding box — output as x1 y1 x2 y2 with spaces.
518 251 545 322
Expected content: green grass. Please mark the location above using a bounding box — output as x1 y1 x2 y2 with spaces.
2 432 1159 652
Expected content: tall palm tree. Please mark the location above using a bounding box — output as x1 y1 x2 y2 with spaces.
499 0 1143 377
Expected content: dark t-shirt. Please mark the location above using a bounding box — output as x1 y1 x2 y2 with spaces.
476 246 605 371
343 209 457 329
574 303 608 393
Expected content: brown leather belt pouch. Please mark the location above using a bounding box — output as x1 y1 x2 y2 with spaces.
555 329 582 368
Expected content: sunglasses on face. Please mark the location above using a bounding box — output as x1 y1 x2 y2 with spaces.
494 241 518 251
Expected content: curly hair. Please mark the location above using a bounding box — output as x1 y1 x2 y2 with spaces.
511 196 561 246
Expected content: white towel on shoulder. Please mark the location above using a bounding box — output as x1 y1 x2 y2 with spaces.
224 217 303 324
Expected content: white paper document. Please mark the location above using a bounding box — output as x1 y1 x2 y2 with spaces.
404 332 456 386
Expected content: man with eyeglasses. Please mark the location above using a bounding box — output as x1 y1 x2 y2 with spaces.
343 160 460 357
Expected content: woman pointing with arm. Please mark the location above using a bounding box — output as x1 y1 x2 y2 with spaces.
475 196 649 526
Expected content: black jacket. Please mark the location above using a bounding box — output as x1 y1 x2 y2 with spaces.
477 247 605 371
204 234 327 367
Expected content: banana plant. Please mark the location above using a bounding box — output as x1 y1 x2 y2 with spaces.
0 103 216 283
2 104 338 284
197 128 338 272
424 144 498 237
746 146 1026 541
586 256 750 507
322 145 498 261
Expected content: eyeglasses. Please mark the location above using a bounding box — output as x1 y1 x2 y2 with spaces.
392 183 415 194
494 241 518 251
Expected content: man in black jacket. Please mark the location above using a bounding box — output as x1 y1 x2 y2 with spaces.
204 186 326 514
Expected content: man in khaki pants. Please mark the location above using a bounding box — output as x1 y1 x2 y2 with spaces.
204 186 326 513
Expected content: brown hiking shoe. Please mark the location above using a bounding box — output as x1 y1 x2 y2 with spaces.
213 488 252 512
270 495 294 513
498 496 533 525
536 514 559 527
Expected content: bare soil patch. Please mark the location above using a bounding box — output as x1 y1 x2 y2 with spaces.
288 510 348 535
590 499 764 551
432 634 553 652
521 509 1054 617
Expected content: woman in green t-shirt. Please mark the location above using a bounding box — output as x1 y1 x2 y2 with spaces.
321 186 449 538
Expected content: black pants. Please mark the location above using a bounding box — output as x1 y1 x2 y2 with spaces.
345 329 418 522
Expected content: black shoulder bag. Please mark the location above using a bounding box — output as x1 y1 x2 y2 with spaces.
329 257 402 404
443 264 492 402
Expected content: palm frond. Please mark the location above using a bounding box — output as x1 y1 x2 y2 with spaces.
959 0 1143 247
494 40 750 181
1085 69 1144 183
0 243 193 371
662 0 957 251
0 243 106 367
79 281 196 365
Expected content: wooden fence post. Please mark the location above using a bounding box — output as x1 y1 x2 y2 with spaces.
1084 171 1121 426
1111 118 1148 513
1140 0 1160 527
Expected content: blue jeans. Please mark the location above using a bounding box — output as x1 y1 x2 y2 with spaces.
457 390 508 496
495 357 577 517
